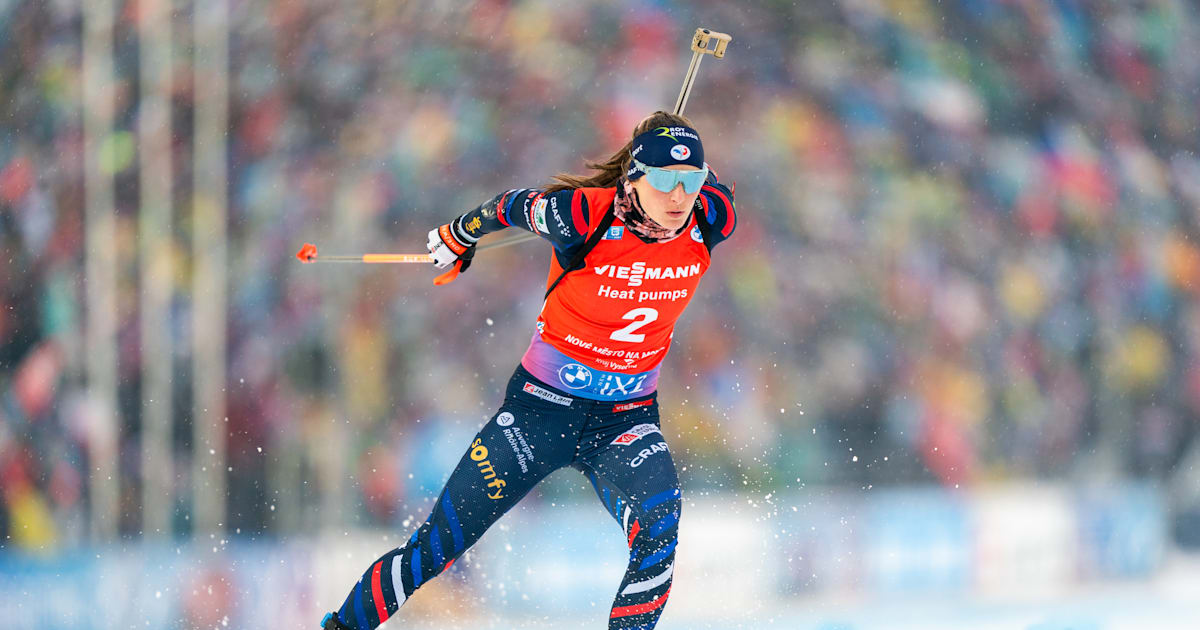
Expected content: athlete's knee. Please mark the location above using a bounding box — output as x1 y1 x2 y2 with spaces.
626 486 680 563
408 504 466 585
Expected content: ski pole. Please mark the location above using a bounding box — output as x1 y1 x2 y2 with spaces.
295 244 432 264
296 238 527 284
477 27 731 256
296 234 534 264
296 27 731 280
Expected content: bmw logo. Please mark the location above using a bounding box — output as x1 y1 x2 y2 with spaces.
558 363 593 389
670 144 690 161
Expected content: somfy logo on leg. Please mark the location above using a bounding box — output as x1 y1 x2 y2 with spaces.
558 363 593 390
470 438 506 500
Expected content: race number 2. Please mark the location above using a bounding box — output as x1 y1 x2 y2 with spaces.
610 307 658 342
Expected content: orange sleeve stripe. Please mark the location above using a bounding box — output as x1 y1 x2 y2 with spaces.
439 224 469 255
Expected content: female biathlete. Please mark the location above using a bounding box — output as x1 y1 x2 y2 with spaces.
322 111 736 630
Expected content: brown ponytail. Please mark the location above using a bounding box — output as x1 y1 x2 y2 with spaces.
543 111 697 194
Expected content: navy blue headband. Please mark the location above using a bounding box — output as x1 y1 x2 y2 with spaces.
626 125 705 180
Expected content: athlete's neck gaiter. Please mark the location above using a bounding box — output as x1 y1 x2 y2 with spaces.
614 178 689 243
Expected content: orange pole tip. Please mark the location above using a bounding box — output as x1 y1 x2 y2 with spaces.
297 243 318 263
433 259 463 285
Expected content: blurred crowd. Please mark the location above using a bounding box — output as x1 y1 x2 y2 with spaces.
2 0 1200 550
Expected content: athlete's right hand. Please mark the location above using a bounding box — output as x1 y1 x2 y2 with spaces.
427 218 476 272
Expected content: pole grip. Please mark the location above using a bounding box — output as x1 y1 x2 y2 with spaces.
674 28 732 115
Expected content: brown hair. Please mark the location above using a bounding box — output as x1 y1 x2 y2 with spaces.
544 111 697 194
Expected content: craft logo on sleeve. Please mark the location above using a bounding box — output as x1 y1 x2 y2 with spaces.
549 196 570 237
610 422 662 445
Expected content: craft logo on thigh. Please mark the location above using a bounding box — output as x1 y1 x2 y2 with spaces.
470 438 506 500
611 423 661 446
629 441 669 468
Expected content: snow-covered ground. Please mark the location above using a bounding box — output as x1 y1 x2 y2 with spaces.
3 484 1195 629
394 555 1200 629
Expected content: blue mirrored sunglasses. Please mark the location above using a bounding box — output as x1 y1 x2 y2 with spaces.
633 160 709 194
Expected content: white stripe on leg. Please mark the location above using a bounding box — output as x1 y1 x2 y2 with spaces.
390 553 408 606
620 563 674 596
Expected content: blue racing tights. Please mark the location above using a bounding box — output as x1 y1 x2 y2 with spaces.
331 364 681 630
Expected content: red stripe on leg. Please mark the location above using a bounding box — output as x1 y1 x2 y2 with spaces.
371 560 389 623
610 586 671 618
627 519 641 548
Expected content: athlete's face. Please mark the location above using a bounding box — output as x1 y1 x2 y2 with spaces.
630 164 703 231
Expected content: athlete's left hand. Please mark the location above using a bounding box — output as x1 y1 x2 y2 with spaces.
427 219 476 272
